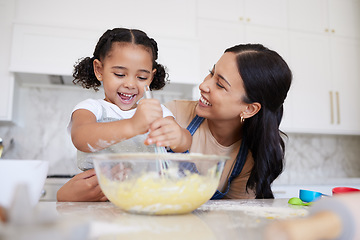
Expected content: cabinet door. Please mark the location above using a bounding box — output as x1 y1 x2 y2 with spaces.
328 0 360 39
0 0 15 121
197 0 287 29
10 24 199 85
244 0 288 29
198 19 245 78
288 0 360 39
245 25 289 60
14 0 197 39
331 37 360 133
288 0 328 34
156 38 200 85
197 0 244 21
10 24 100 75
288 31 333 133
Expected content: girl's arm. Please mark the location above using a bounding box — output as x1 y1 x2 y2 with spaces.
71 99 163 152
145 116 192 153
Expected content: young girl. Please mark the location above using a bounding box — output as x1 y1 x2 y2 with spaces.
69 28 192 170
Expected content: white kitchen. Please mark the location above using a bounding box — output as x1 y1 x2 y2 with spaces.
0 0 360 239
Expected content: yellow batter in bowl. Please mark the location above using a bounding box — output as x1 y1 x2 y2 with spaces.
92 153 228 215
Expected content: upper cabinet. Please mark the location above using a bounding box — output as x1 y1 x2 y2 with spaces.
197 0 360 135
0 0 15 121
286 0 360 134
197 0 288 29
10 24 100 76
10 24 199 85
286 32 360 134
9 0 199 85
288 0 360 39
196 0 289 76
13 0 197 39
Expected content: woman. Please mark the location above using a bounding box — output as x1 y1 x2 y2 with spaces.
57 43 292 201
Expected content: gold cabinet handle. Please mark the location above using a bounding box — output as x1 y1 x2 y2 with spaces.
336 91 340 124
246 18 250 22
325 28 329 33
329 91 334 124
331 29 335 33
239 17 244 21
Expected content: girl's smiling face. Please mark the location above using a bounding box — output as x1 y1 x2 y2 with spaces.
94 42 155 111
195 52 249 121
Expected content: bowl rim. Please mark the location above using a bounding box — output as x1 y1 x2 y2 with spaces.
90 152 230 162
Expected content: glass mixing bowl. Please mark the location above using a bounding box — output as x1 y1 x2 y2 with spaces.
91 153 228 215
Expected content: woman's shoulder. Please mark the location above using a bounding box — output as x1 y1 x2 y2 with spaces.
165 100 197 112
165 100 198 127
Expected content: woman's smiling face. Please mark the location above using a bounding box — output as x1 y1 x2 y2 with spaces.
94 42 155 111
196 52 249 121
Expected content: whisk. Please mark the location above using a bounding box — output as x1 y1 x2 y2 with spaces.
143 85 169 175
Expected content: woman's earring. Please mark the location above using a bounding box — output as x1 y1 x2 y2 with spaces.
240 115 245 123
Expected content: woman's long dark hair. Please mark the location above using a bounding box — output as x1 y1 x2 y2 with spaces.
73 28 167 91
225 44 292 198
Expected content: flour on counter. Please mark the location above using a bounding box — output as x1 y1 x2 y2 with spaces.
198 200 309 220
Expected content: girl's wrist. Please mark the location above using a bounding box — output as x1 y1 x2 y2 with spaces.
174 129 192 153
121 118 140 140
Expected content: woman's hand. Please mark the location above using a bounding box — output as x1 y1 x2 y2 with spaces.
57 169 107 202
145 116 192 153
131 99 163 135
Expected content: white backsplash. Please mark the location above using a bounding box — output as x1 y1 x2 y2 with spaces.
0 85 359 183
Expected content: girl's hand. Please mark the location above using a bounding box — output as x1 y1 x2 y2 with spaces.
57 169 107 202
131 99 163 135
145 116 192 153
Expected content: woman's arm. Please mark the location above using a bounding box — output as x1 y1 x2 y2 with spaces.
71 99 163 152
57 169 107 202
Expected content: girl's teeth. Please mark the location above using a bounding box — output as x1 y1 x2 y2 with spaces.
200 96 212 106
121 93 133 97
119 93 135 101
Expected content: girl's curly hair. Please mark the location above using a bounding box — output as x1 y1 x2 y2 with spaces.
73 28 168 91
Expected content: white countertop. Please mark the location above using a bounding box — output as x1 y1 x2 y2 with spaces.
1 199 309 240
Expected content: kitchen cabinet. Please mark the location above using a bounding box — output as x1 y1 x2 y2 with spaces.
197 0 360 134
13 0 197 40
9 0 200 86
330 38 360 132
197 18 289 81
10 24 100 76
0 0 15 121
197 0 288 29
10 24 200 85
287 28 360 134
288 0 360 39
